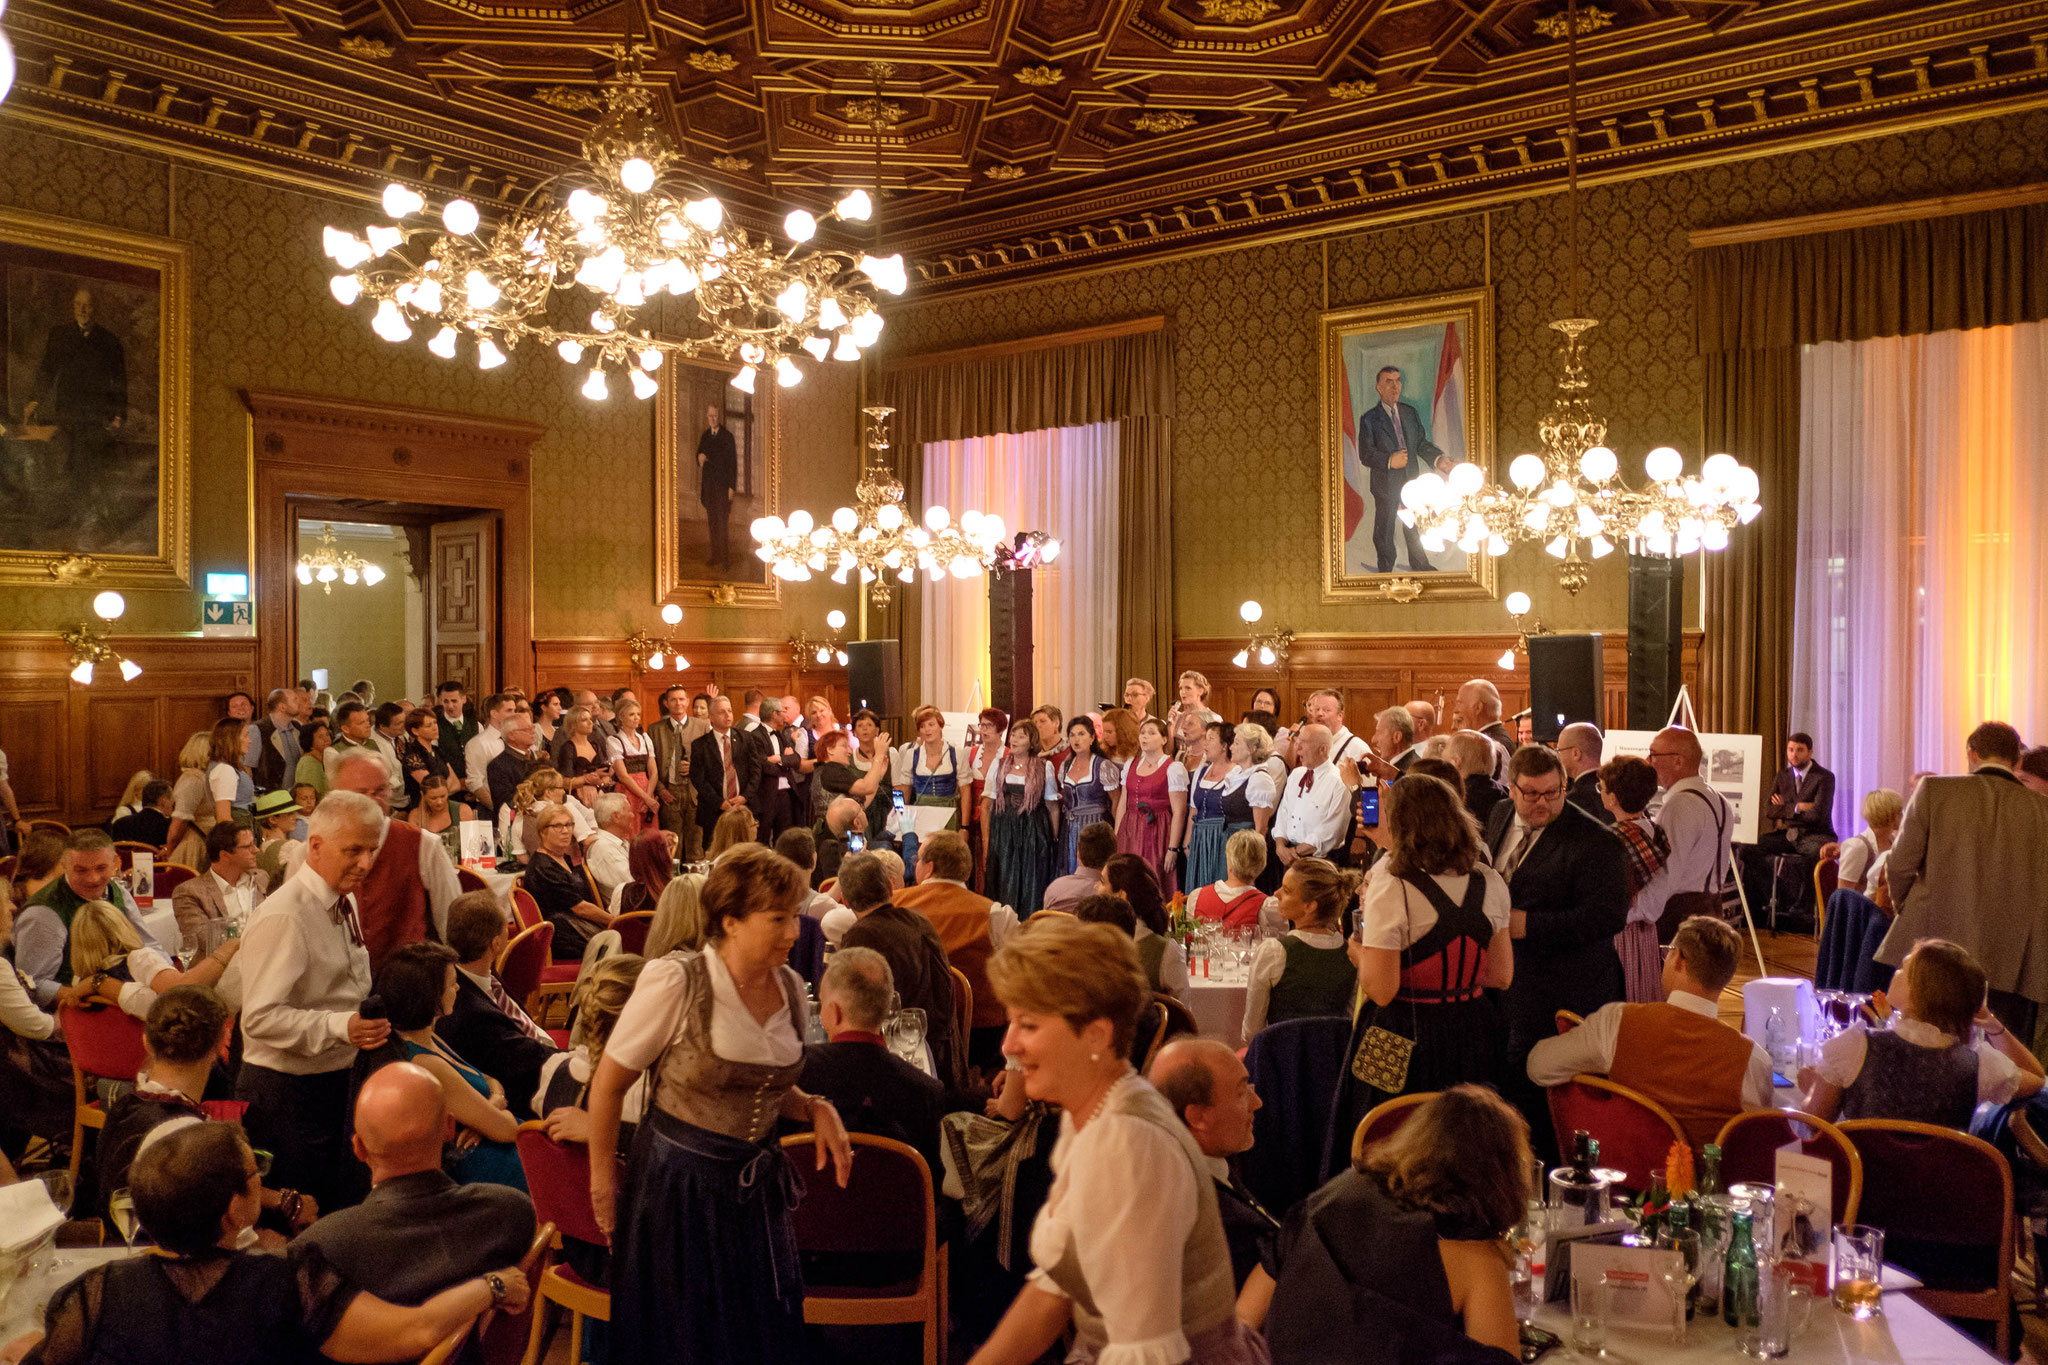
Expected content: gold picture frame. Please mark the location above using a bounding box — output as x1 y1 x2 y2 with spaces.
654 353 781 607
0 208 191 586
1320 286 1496 603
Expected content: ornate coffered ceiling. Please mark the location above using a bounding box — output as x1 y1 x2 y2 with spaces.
3 0 2045 292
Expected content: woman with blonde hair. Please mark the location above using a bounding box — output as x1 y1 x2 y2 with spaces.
708 806 759 860
1226 722 1285 894
163 732 219 868
971 915 1265 1365
559 705 612 807
645 872 709 959
1836 787 1904 895
68 898 238 1020
503 767 589 864
111 770 155 824
1241 857 1359 1042
607 697 658 834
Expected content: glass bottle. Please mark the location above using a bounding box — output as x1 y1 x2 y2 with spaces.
1698 1143 1722 1200
1657 1202 1701 1321
1724 1209 1760 1332
1550 1130 1607 1225
1640 1170 1670 1242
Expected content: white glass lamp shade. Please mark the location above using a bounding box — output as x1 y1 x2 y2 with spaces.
567 189 605 225
630 369 659 400
827 609 846 630
70 660 93 685
441 199 480 235
731 365 756 393
1509 454 1546 491
381 183 425 218
836 189 872 221
783 209 817 242
1497 649 1516 671
581 368 609 401
92 590 126 620
1579 445 1618 483
364 224 402 257
427 327 458 359
476 338 507 370
296 563 313 585
1447 462 1486 497
775 357 802 387
684 197 724 231
120 658 143 682
1644 446 1684 483
661 603 683 626
1232 650 1250 669
329 275 363 305
1240 600 1263 624
832 507 858 534
362 564 386 586
1701 452 1740 489
620 158 656 193
1504 591 1531 617
647 651 664 672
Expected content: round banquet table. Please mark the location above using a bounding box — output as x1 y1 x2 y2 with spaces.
1531 1285 1997 1364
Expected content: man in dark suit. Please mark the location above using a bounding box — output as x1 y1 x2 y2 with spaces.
1558 722 1613 826
697 402 739 570
797 946 946 1178
750 697 803 841
649 683 704 862
485 714 539 815
1740 732 1837 915
24 285 127 481
837 851 967 1092
1355 364 1451 573
689 693 756 849
299 1060 535 1304
435 891 559 1120
1150 1038 1280 1293
1483 743 1630 1156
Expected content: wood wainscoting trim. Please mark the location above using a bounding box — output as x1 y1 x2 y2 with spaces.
0 635 258 826
533 638 851 718
1175 631 1703 733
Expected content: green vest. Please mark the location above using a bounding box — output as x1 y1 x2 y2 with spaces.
1137 932 1169 992
1266 934 1357 1025
26 877 137 987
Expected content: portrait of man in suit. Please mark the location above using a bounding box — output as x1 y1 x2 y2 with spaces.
1357 365 1452 573
696 401 738 570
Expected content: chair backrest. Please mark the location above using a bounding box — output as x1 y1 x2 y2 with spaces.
1546 1075 1689 1192
113 842 156 871
611 910 654 955
1352 1092 1436 1167
1133 1001 1171 1075
1713 1108 1863 1225
1241 1015 1359 1218
496 921 554 1003
1555 1010 1584 1034
778 1133 933 1260
515 1122 615 1247
1034 909 1075 919
58 1005 148 1083
818 877 837 896
474 1222 554 1365
27 819 71 838
1814 856 1839 906
0 855 15 882
947 966 973 1040
511 886 542 931
1838 1119 2012 1271
416 1318 475 1365
2010 1109 2048 1169
1158 993 1198 1041
152 864 196 895
456 867 490 896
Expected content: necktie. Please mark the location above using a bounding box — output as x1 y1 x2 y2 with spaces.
1499 825 1536 880
1299 770 1315 795
486 974 552 1045
722 733 739 801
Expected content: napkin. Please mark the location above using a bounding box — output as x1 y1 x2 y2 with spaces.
0 1180 63 1251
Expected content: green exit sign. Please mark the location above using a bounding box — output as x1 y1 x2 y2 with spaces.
202 600 253 636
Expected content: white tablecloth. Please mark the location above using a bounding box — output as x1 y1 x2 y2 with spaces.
1 1247 136 1350
1534 1288 1997 1364
1185 973 1249 1043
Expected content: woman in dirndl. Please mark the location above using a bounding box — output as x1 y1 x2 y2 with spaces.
606 698 658 835
1055 717 1119 875
587 844 853 1363
1181 721 1241 893
1116 717 1188 897
899 705 964 875
983 721 1061 917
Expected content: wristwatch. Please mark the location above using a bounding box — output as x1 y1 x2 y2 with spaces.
485 1272 508 1304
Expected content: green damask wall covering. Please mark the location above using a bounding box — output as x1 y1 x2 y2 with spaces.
0 122 860 643
883 109 2048 640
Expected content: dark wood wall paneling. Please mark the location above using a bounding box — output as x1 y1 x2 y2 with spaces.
532 639 852 720
0 637 257 825
1174 632 1703 732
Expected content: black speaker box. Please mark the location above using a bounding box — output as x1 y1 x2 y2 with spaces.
844 639 903 721
1527 633 1603 742
1626 553 1686 730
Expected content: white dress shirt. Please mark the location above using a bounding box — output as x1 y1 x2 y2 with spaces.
1271 761 1349 856
1635 776 1730 926
1525 990 1774 1109
587 829 632 901
274 821 462 944
238 863 373 1075
464 726 507 797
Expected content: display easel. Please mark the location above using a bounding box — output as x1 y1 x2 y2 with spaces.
1662 684 1772 978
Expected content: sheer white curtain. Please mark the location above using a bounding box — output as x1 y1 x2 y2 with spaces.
1792 322 2048 833
919 423 1121 712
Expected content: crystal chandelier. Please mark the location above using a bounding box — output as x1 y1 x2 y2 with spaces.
296 523 387 594
1393 0 1759 594
319 44 905 400
751 406 1007 607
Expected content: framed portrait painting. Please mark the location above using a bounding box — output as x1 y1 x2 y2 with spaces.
654 353 780 607
0 209 190 585
1320 287 1495 602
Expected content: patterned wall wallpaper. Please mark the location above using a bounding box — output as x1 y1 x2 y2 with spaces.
0 121 860 645
884 108 2048 639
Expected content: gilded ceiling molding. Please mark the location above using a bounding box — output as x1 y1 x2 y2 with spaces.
1014 64 1064 87
533 86 602 112
711 153 754 171
1200 0 1281 20
985 163 1026 179
1328 79 1372 100
1532 7 1615 40
1133 110 1196 133
687 50 739 74
338 36 396 61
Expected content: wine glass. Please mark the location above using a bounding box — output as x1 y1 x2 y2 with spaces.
894 1007 927 1062
108 1188 142 1248
177 932 201 972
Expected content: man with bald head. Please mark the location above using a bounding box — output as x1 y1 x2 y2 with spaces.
1557 722 1611 826
300 1061 534 1304
1635 727 1732 943
1454 678 1515 781
1272 724 1349 866
1150 1038 1278 1292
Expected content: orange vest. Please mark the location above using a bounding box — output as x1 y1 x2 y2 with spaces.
1607 1002 1755 1153
358 820 433 974
896 880 1005 1029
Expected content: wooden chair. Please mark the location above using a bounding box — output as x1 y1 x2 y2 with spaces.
1713 1108 1862 1225
1157 993 1198 1042
1351 1092 1436 1167
818 877 837 896
947 966 973 1044
57 1004 149 1184
457 866 492 896
112 841 158 871
1546 1075 1689 1193
25 819 70 839
496 921 554 1017
1033 909 1076 920
1134 1001 1173 1074
416 1318 474 1365
1813 857 1839 936
1839 1118 2015 1355
473 1222 553 1365
610 911 655 955
2006 1111 2048 1313
781 1133 946 1365
1555 1010 1583 1034
510 887 542 931
0 855 15 883
516 1123 617 1365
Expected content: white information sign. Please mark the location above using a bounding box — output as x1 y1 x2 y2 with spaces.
1608 728 1765 846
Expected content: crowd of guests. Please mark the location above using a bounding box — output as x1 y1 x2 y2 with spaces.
6 668 2048 1365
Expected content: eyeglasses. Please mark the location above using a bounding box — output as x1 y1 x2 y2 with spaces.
1646 750 1682 763
1513 784 1566 802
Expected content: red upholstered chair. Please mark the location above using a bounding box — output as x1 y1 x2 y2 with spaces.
112 841 157 871
517 1123 618 1365
57 1004 149 1183
473 1222 552 1365
780 1133 946 1365
1713 1109 1862 1225
152 864 196 896
496 921 553 1015
511 887 542 931
456 867 491 896
1813 857 1839 935
1351 1092 1436 1166
1839 1119 2014 1355
1547 1076 1689 1193
610 911 654 956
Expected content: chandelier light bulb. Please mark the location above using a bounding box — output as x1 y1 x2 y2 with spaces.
857 252 908 295
371 299 412 342
382 183 424 218
411 278 442 314
816 645 832 664
1545 536 1568 559
1498 649 1517 670
71 660 93 685
1240 600 1263 624
1258 647 1276 667
92 590 126 620
428 326 458 359
567 188 605 225
1233 650 1250 669
364 224 402 257
582 367 609 401
802 335 831 361
835 650 848 667
1579 445 1618 483
318 565 338 583
1590 534 1615 557
1505 591 1531 616
1487 534 1508 556
740 342 766 364
850 310 885 347
591 310 615 333
1701 452 1740 489
877 504 903 531
1701 524 1729 551
775 356 802 387
329 275 363 305
476 338 507 369
363 564 386 585
833 335 861 362
441 198 481 235
322 226 354 261
647 650 665 671
775 280 809 320
638 347 663 372
342 567 360 585
119 658 143 682
817 296 847 330
659 603 683 627
827 609 846 630
1644 446 1684 483
1508 454 1546 491
836 189 873 221
464 270 500 309
684 197 724 231
614 273 646 308
630 369 659 400
619 157 656 193
296 563 313 585
731 365 757 393
784 209 817 242
557 339 585 363
788 509 815 535
925 506 951 531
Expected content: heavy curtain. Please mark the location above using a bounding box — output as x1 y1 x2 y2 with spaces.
877 319 1175 697
920 424 1122 711
1792 323 2048 832
1691 200 2048 753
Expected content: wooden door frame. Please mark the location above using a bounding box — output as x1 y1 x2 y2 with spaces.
245 391 542 695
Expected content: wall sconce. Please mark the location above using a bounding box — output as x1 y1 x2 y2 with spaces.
790 610 850 668
1232 600 1293 669
628 602 690 673
1498 591 1550 670
65 591 141 685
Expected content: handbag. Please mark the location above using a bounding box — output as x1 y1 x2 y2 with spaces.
1657 787 1733 943
1348 879 1420 1094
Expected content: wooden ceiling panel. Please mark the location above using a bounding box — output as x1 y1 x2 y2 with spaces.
2 0 2042 292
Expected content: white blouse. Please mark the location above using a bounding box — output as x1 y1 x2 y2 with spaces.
605 730 652 764
205 763 239 805
1027 1073 1200 1365
115 947 177 1021
533 1045 650 1125
1357 862 1512 950
607 949 805 1072
1222 766 1279 811
1121 756 1190 794
1060 752 1121 793
1000 760 1063 801
0 962 55 1040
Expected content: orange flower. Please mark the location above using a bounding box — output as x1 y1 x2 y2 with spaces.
1665 1140 1695 1198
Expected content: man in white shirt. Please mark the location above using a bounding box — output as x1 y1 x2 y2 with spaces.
586 794 635 903
236 789 391 1213
1634 727 1731 931
1526 915 1772 1150
464 694 517 801
1271 725 1349 865
372 702 409 813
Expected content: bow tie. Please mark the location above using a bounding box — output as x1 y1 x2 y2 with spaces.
1298 771 1314 794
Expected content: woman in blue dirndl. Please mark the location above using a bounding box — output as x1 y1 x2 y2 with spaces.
1056 717 1119 875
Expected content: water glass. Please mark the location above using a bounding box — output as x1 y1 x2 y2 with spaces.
1742 1264 1806 1357
1569 1271 1612 1356
1831 1224 1885 1319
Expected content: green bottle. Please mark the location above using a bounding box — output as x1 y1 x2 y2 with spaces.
1698 1143 1722 1199
1723 1208 1759 1330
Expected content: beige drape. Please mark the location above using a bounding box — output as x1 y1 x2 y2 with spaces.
1692 201 2048 749
878 319 1176 695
